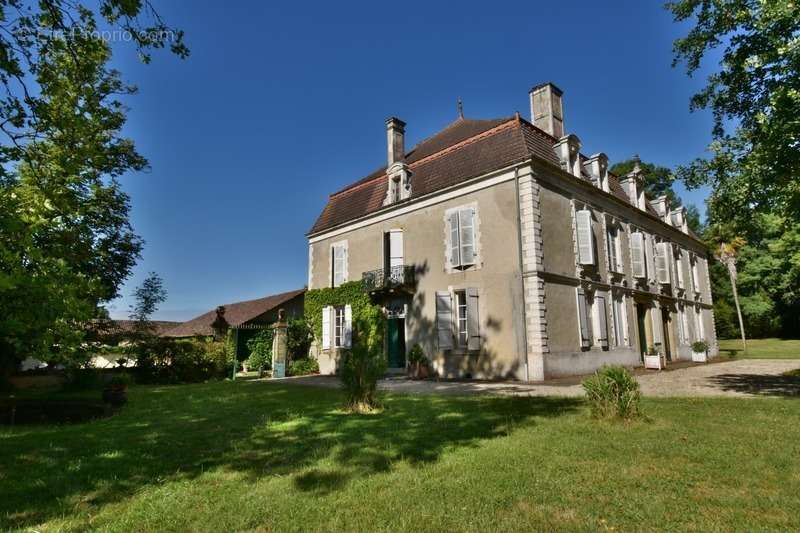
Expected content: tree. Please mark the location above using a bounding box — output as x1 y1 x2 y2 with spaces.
714 237 747 353
0 1 186 376
129 272 167 337
667 0 800 226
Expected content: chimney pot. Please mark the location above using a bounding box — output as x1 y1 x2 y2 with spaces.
386 116 406 167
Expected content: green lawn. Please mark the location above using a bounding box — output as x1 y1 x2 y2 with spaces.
2 381 799 532
718 337 800 359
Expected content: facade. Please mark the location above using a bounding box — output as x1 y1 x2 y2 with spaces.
307 83 717 380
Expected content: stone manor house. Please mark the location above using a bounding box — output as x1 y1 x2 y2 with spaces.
306 82 718 380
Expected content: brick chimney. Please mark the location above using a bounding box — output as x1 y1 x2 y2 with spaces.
529 82 564 138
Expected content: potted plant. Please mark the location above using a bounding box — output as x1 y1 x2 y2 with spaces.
102 372 132 406
692 340 709 363
644 346 662 370
407 344 430 380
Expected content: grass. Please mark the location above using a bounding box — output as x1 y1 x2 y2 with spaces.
1 381 799 532
718 337 800 359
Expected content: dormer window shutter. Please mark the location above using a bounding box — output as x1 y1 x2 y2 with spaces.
631 232 646 278
448 212 461 267
575 209 595 265
656 242 671 284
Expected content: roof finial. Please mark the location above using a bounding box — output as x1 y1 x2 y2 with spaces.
457 97 464 119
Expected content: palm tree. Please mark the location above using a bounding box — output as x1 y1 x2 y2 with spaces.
715 238 747 354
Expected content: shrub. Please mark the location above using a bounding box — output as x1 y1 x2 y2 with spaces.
288 358 319 376
246 329 273 372
340 307 386 412
287 318 313 359
582 365 642 420
407 344 427 366
64 367 102 391
133 337 230 384
108 372 133 387
692 340 709 353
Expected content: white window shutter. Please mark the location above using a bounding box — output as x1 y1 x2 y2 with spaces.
448 212 461 267
342 245 348 283
343 304 352 348
656 242 670 284
577 289 592 348
596 294 609 349
651 308 663 345
321 306 331 349
436 291 453 350
575 209 595 265
466 287 480 351
631 232 645 278
459 208 475 265
389 230 403 268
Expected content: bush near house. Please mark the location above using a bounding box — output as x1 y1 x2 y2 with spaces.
133 338 230 384
582 365 642 421
287 358 319 376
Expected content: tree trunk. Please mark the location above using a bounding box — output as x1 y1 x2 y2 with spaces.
728 264 747 354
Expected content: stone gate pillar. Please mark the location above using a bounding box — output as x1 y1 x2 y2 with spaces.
271 309 288 378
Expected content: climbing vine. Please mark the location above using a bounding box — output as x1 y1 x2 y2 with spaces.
304 280 384 343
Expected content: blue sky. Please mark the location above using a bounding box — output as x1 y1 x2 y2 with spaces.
105 0 717 321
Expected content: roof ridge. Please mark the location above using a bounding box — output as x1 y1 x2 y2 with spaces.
328 117 516 200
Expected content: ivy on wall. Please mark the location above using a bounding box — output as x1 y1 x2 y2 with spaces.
304 281 384 343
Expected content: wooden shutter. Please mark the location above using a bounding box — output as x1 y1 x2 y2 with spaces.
655 242 670 284
575 209 595 265
596 294 609 349
388 230 403 268
436 291 453 350
577 289 592 348
343 305 352 348
630 232 645 278
321 306 331 349
651 308 663 345
466 287 480 351
342 245 348 283
448 212 461 267
459 208 476 265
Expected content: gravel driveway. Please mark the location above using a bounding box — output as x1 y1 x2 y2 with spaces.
285 359 800 398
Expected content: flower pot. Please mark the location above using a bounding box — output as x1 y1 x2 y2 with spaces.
692 350 708 363
102 385 128 406
407 362 430 380
644 354 662 370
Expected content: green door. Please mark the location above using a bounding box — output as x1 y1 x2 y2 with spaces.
387 318 406 368
636 304 648 359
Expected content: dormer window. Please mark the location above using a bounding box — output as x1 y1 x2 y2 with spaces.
390 176 401 203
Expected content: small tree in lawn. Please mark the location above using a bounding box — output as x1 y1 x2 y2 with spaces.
340 306 386 413
129 273 168 340
715 238 747 354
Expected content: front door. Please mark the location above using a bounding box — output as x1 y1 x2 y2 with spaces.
387 317 406 368
636 304 648 360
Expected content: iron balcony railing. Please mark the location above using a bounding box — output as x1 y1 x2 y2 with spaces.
362 265 415 292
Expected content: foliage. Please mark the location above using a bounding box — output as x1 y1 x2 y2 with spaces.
128 272 168 338
246 329 274 371
304 281 381 343
667 0 800 227
287 318 313 359
407 344 427 366
287 358 319 376
64 367 102 391
582 365 642 421
0 1 186 374
134 338 229 384
108 373 133 387
691 340 709 353
340 306 387 412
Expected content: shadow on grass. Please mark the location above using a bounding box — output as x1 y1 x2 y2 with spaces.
0 381 581 529
707 373 800 397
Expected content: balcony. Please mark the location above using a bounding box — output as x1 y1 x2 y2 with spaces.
362 265 415 294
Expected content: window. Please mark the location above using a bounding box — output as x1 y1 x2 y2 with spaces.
677 305 689 344
390 176 401 203
331 241 347 287
384 230 404 270
655 241 671 285
436 288 480 350
447 206 476 269
455 290 468 347
691 256 701 295
594 293 610 349
321 304 351 349
674 247 685 289
334 306 344 347
611 294 628 347
606 224 622 273
630 231 646 278
575 208 595 265
577 289 593 349
694 306 705 340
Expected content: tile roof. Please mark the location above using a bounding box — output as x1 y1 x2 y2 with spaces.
308 115 689 238
162 288 305 338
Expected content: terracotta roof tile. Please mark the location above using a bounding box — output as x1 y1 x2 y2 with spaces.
162 289 305 338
